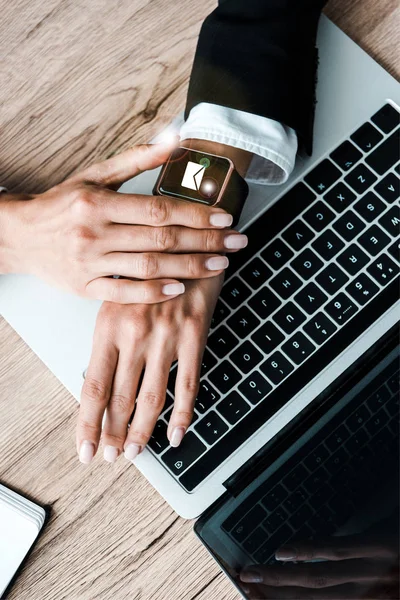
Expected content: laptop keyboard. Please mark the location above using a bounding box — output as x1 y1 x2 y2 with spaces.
148 102 400 491
221 355 399 564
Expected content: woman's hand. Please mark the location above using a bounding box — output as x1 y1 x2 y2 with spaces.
0 140 246 304
240 533 400 599
76 274 224 464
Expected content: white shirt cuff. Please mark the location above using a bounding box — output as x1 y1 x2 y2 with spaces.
179 102 298 185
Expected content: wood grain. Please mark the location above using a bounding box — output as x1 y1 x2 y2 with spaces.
0 1 398 598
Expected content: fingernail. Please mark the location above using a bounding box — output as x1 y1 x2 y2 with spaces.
275 546 297 561
205 256 229 271
79 440 95 464
104 445 119 463
170 427 186 448
210 212 233 227
162 282 185 296
224 234 248 249
240 568 263 583
124 444 142 462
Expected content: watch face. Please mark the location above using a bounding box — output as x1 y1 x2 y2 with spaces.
158 147 231 205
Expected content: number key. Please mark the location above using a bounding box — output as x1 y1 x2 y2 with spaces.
261 351 294 385
282 332 316 365
367 254 398 285
303 312 337 345
345 273 379 305
217 391 250 425
239 371 272 405
325 292 358 325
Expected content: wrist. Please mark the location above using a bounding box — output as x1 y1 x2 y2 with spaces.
180 138 252 178
0 193 32 274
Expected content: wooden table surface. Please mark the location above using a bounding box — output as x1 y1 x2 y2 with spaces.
0 1 398 598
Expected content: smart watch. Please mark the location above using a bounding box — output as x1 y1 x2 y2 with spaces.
153 147 249 226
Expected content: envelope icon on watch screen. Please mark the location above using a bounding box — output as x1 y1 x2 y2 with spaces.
181 161 205 191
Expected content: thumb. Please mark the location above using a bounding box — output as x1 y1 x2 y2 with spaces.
75 135 179 189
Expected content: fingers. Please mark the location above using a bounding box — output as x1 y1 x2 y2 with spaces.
240 559 390 589
105 224 248 254
98 252 229 280
101 349 144 462
77 330 118 464
124 345 174 457
167 329 205 446
240 582 376 600
75 137 179 189
102 190 234 229
275 535 399 562
85 277 186 304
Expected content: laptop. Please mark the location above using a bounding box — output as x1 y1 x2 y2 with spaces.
0 14 399 528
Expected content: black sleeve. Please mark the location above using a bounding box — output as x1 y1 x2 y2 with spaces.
184 0 328 155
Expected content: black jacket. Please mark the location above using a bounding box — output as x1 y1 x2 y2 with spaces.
185 0 328 155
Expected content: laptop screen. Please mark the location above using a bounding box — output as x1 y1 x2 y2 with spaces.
195 332 399 599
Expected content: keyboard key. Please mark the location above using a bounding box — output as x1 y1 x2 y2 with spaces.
303 466 329 495
200 348 217 377
371 103 400 134
325 447 349 475
227 306 260 338
249 287 282 319
261 239 294 271
304 159 342 194
243 526 267 555
312 230 345 261
374 172 399 203
294 282 328 315
316 263 349 294
251 321 284 354
344 164 378 194
240 257 272 289
210 299 230 329
387 239 400 263
303 313 337 345
366 384 390 412
378 205 400 237
231 504 268 542
366 128 399 175
209 360 242 395
273 302 307 334
333 210 366 241
261 351 294 385
325 425 350 452
360 224 391 257
283 220 315 251
336 244 370 276
282 487 308 514
221 277 252 309
350 121 383 152
324 182 356 213
291 248 323 280
254 524 292 564
162 431 206 475
217 391 250 425
196 381 220 413
367 253 398 285
347 405 371 432
231 341 263 374
208 326 239 358
270 267 302 300
330 140 362 171
303 201 335 232
344 429 368 454
283 464 309 491
325 292 358 325
195 411 229 445
365 408 388 436
239 371 272 405
304 444 329 471
264 506 288 534
282 332 316 365
148 420 169 454
290 503 313 530
354 191 386 222
345 273 379 305
261 484 288 511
